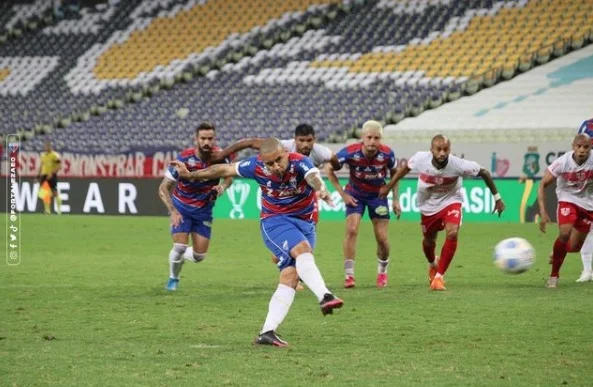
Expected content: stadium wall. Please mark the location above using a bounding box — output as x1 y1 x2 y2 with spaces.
1 177 557 223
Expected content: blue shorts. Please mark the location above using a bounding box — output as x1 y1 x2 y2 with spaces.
345 191 390 220
260 216 316 271
170 208 213 239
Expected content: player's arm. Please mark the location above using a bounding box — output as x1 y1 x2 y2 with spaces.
305 167 333 206
389 167 402 219
158 177 178 215
477 168 505 217
325 163 346 197
171 160 238 180
537 169 556 233
379 166 410 198
210 138 265 163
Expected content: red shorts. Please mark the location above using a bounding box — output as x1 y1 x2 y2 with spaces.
557 202 593 233
420 203 462 236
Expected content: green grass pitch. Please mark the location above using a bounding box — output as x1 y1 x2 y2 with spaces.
2 215 593 386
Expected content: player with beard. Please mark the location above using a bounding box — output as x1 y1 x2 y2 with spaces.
326 121 400 289
158 122 233 291
379 135 505 290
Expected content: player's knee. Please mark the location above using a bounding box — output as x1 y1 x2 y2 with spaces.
558 232 571 243
445 229 459 240
173 243 187 254
191 252 206 263
377 235 389 249
345 225 359 238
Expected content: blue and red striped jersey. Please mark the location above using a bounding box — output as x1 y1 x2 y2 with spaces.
236 153 317 220
578 119 593 144
166 147 230 215
336 143 396 197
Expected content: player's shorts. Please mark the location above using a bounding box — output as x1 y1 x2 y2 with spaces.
260 215 316 271
420 203 463 236
557 201 593 233
40 174 58 191
170 208 213 239
345 190 390 220
312 201 319 224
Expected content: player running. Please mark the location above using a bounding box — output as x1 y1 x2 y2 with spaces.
326 120 401 289
574 119 593 282
379 134 505 291
171 137 343 347
158 122 233 291
538 133 593 288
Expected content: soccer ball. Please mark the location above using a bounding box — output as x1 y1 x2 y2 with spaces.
493 237 536 274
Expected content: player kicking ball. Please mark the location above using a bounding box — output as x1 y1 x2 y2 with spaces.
379 135 505 290
171 138 343 346
538 134 593 288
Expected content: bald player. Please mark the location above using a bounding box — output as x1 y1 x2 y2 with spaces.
539 133 593 288
380 134 505 291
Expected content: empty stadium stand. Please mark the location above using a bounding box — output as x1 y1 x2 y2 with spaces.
0 0 591 154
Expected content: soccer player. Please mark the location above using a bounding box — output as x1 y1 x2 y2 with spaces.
171 137 343 347
575 119 593 282
326 120 401 289
538 133 593 288
38 140 63 215
217 123 341 223
217 124 340 290
158 122 233 291
379 135 505 291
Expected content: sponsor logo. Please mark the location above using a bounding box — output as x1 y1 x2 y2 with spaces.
522 146 540 178
490 152 510 177
226 180 251 219
375 206 389 216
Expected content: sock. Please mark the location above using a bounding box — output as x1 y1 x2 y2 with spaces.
581 232 593 272
551 238 568 278
261 284 296 334
295 252 330 302
377 258 389 274
43 201 50 214
344 259 355 278
422 240 436 265
183 247 193 260
436 239 458 276
169 243 186 280
55 196 62 214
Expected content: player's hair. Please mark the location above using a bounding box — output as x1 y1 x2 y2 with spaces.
260 137 284 154
196 121 215 133
294 124 315 137
361 120 383 135
431 134 450 146
574 133 591 144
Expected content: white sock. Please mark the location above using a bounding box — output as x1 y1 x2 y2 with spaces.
296 252 330 302
169 243 186 279
183 247 193 261
581 232 593 272
344 259 355 278
378 258 389 274
261 284 296 334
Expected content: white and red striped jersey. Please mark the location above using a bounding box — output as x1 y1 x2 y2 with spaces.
407 151 481 215
548 150 593 211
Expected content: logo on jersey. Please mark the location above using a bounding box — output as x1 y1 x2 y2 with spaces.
299 162 310 172
239 160 251 168
377 153 384 162
375 206 389 216
522 146 540 178
227 180 251 219
187 158 197 167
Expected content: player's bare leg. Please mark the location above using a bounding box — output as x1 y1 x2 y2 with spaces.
431 223 459 291
577 231 593 282
167 233 190 291
422 230 438 283
372 218 390 288
343 213 361 288
272 255 304 290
